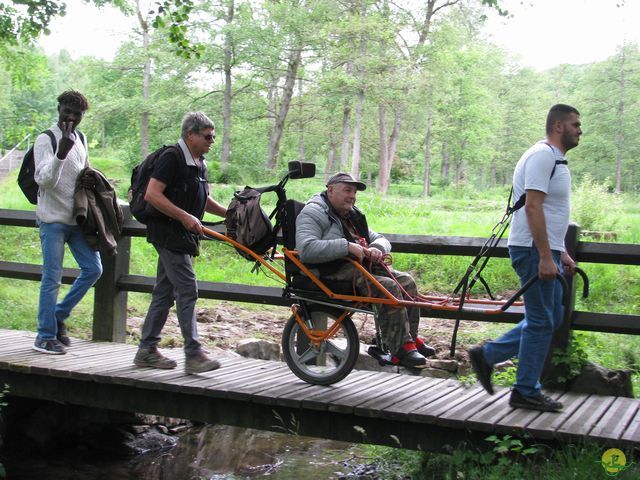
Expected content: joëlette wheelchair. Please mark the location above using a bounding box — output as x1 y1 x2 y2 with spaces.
203 161 589 386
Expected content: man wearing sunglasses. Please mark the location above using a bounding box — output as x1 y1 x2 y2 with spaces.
134 112 227 374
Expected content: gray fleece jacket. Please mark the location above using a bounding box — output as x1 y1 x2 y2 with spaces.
295 192 391 264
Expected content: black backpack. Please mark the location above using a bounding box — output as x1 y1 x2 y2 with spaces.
17 129 85 205
225 187 275 260
128 145 182 224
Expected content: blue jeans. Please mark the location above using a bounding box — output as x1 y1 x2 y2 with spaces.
483 246 564 397
37 221 103 340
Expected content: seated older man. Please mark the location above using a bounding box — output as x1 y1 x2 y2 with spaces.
295 172 435 367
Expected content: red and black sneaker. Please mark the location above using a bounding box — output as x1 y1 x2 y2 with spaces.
415 337 436 358
391 342 427 368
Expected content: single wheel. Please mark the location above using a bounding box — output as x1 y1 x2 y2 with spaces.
282 305 360 385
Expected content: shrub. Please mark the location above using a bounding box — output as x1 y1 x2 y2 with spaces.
572 175 623 233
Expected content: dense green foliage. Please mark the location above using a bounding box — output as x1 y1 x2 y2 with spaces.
1 1 639 193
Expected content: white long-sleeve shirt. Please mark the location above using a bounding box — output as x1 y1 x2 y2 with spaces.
34 124 88 225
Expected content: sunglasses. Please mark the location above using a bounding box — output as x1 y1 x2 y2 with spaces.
199 133 215 142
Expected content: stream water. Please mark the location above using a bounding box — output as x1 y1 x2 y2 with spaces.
6 424 368 479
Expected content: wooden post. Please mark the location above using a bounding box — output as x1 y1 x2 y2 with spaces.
541 222 579 389
92 210 131 342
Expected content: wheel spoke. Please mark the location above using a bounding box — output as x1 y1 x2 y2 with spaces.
324 339 347 360
297 345 319 364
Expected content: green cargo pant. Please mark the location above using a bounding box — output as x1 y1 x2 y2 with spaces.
323 262 420 354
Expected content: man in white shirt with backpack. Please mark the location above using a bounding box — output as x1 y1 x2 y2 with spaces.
33 90 103 354
469 104 581 412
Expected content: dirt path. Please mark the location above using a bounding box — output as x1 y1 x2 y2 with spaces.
126 301 491 362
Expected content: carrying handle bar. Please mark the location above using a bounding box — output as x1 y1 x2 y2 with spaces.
575 266 589 298
500 273 568 312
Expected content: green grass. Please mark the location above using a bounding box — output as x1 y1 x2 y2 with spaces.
360 439 639 480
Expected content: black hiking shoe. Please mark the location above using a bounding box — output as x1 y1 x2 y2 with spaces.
415 337 436 358
468 345 494 395
509 389 563 412
392 342 427 368
57 322 71 347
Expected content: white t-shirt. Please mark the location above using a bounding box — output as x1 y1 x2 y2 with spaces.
507 141 571 252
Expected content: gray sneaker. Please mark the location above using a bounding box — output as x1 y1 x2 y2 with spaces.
57 322 71 347
33 338 66 355
185 350 221 374
134 346 177 369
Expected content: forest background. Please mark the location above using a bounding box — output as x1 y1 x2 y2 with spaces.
1 0 640 196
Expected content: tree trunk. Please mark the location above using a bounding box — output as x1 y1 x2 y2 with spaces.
377 103 389 193
377 104 401 195
221 0 235 175
350 89 364 179
267 48 302 171
325 133 337 181
339 102 351 171
266 80 278 166
350 0 367 179
136 1 150 160
385 107 402 189
441 140 450 182
615 47 626 193
297 76 305 161
455 138 467 186
422 113 432 198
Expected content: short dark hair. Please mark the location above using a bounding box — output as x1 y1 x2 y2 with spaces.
181 111 215 139
57 90 89 111
546 104 579 135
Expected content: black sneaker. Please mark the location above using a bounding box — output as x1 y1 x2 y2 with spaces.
468 345 494 395
57 322 71 347
509 389 563 412
33 338 66 355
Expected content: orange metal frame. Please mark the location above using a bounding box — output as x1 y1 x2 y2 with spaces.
202 225 523 345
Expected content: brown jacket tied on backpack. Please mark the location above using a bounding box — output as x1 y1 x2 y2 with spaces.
73 167 124 255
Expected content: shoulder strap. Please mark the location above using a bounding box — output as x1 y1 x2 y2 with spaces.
43 129 57 152
76 130 89 166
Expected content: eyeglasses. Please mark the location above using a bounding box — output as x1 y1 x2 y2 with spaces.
200 133 215 142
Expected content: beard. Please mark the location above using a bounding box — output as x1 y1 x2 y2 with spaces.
561 130 579 151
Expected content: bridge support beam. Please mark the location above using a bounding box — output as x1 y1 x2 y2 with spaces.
92 210 131 342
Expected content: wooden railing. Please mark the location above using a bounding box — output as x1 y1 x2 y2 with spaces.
1 207 639 346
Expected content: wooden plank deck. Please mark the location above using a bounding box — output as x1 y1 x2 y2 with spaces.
0 328 637 452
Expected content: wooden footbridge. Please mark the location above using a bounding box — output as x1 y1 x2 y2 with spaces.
1 208 639 452
0 328 637 453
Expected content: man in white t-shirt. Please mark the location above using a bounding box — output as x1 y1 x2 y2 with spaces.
469 104 581 412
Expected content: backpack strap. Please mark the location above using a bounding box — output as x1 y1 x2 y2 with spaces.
43 129 57 152
76 130 89 166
